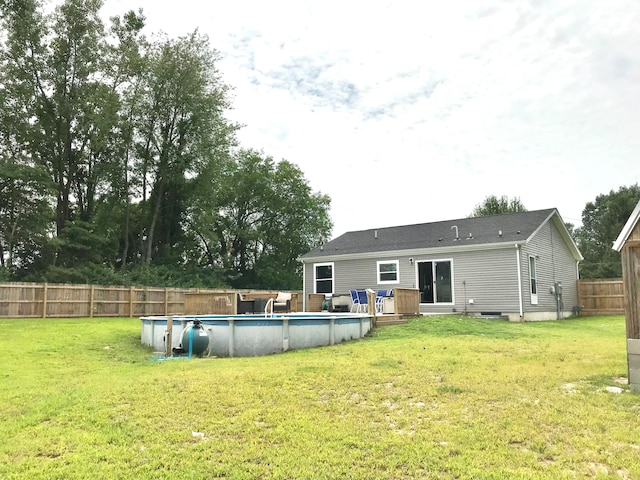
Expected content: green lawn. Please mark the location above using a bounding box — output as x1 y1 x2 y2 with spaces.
0 315 638 479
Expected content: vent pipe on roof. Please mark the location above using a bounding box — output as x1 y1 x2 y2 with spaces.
499 230 503 237
451 225 459 240
374 229 378 239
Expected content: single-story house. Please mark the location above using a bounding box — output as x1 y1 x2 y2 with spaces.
299 208 583 321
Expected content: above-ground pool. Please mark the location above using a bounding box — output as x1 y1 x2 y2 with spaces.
140 313 373 357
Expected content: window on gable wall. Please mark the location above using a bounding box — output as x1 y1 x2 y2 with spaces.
377 260 399 284
314 263 334 294
529 256 538 305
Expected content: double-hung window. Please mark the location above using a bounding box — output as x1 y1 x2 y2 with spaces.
377 260 399 284
314 263 334 294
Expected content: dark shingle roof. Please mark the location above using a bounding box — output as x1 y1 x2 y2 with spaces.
302 208 565 259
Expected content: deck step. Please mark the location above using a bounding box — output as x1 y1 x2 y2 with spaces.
375 314 411 326
376 320 407 326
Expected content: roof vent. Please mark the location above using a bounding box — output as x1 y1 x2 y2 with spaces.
498 230 503 237
451 225 459 241
374 229 378 239
466 233 473 240
320 245 323 250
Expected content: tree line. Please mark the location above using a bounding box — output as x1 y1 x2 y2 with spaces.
470 185 640 279
0 0 332 288
1 1 634 288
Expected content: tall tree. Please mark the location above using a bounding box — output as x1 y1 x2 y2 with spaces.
1 0 329 288
0 0 114 235
103 10 147 270
255 159 332 288
0 0 136 276
0 0 55 272
0 156 53 272
576 184 640 279
132 32 237 266
469 195 527 217
187 149 332 289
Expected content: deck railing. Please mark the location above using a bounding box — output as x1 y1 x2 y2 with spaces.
306 288 419 315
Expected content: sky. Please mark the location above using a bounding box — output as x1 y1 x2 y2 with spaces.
99 0 640 238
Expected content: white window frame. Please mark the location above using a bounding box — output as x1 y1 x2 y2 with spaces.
377 260 400 284
529 256 538 305
313 262 334 294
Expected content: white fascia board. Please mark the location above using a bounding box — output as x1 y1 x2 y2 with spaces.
552 213 584 261
525 209 557 244
299 241 524 263
613 199 640 252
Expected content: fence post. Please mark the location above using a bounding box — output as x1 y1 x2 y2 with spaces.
164 287 169 315
89 285 95 318
129 286 134 318
42 283 48 319
576 280 582 309
166 315 173 357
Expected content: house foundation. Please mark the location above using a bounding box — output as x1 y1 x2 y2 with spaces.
629 339 640 393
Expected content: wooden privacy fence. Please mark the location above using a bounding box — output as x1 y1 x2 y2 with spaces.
577 279 625 315
0 282 303 318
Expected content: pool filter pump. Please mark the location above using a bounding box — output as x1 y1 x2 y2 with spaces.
177 320 210 357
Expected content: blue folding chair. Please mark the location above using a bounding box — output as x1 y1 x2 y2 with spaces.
356 290 369 313
349 290 360 313
375 289 389 313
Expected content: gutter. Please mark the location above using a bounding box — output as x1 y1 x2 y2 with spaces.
515 244 524 318
299 240 524 263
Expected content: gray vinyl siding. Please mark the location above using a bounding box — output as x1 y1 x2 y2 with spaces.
305 247 522 315
335 257 375 293
303 262 311 296
442 248 521 315
521 219 579 314
394 249 521 315
303 258 384 297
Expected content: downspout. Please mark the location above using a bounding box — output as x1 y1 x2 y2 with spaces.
576 260 580 313
515 244 524 318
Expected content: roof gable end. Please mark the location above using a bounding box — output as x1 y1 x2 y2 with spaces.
613 199 640 252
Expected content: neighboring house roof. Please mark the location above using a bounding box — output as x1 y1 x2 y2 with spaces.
301 208 583 262
613 199 640 252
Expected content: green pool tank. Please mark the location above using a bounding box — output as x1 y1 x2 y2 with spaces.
180 320 210 356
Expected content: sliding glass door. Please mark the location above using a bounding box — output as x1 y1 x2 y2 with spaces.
417 260 453 304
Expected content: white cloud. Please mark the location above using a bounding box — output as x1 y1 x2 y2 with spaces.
100 0 640 234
